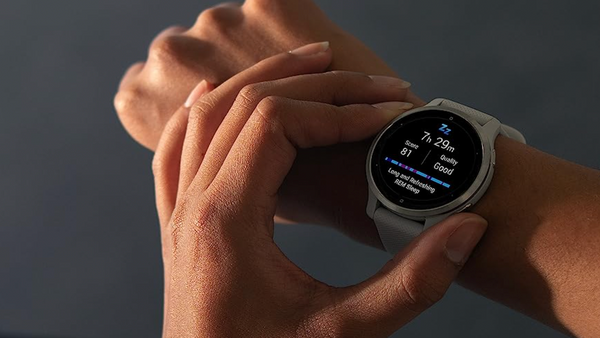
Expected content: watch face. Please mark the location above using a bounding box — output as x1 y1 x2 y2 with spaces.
370 109 483 210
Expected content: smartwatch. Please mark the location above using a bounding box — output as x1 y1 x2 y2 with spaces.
366 98 526 254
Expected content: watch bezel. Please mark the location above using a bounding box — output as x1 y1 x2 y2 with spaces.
366 105 494 220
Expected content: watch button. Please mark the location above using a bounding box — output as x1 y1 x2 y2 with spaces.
456 203 472 213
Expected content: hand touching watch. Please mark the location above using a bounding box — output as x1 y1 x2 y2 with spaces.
153 42 488 338
367 99 525 253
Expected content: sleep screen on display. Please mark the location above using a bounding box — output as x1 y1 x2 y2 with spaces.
371 110 483 210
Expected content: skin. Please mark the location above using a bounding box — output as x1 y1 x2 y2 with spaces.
153 45 489 337
116 0 423 248
115 0 422 151
115 0 600 336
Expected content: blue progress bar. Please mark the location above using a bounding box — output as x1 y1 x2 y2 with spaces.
385 157 451 188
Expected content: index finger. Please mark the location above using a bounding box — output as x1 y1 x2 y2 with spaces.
178 41 333 198
205 97 409 228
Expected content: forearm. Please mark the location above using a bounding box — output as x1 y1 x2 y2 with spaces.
459 135 600 337
279 116 600 336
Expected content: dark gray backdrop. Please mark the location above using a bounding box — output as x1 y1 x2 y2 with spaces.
1 0 598 337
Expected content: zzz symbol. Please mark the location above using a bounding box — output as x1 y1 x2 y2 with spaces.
439 124 451 135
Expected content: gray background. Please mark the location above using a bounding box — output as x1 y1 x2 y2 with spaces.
1 0 598 337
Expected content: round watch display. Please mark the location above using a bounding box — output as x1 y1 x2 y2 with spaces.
370 109 483 210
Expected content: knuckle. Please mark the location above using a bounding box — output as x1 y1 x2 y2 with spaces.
245 0 279 11
195 6 238 29
327 70 368 91
113 87 141 115
188 96 216 125
176 191 221 239
193 195 220 228
328 70 357 78
330 69 368 77
196 7 221 24
114 87 162 148
250 96 297 160
254 95 282 122
149 35 185 64
397 263 446 313
238 83 265 107
328 70 370 84
113 88 153 137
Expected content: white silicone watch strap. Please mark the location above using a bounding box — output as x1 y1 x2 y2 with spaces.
373 99 525 254
374 208 423 254
437 99 526 143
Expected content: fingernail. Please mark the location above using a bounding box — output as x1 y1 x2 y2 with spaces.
184 80 213 108
372 101 414 111
369 75 411 89
445 216 488 265
289 41 330 56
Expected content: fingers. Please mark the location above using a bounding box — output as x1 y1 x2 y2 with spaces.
195 72 411 192
203 97 412 223
177 41 332 200
152 107 190 229
331 213 488 337
153 79 215 227
184 80 215 109
152 81 214 311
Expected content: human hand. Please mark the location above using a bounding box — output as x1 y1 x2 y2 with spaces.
115 0 423 150
153 44 488 337
116 0 426 248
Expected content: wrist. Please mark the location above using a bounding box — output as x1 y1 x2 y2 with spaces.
459 135 600 336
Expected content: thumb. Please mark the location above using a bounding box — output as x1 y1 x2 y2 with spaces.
331 213 488 337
